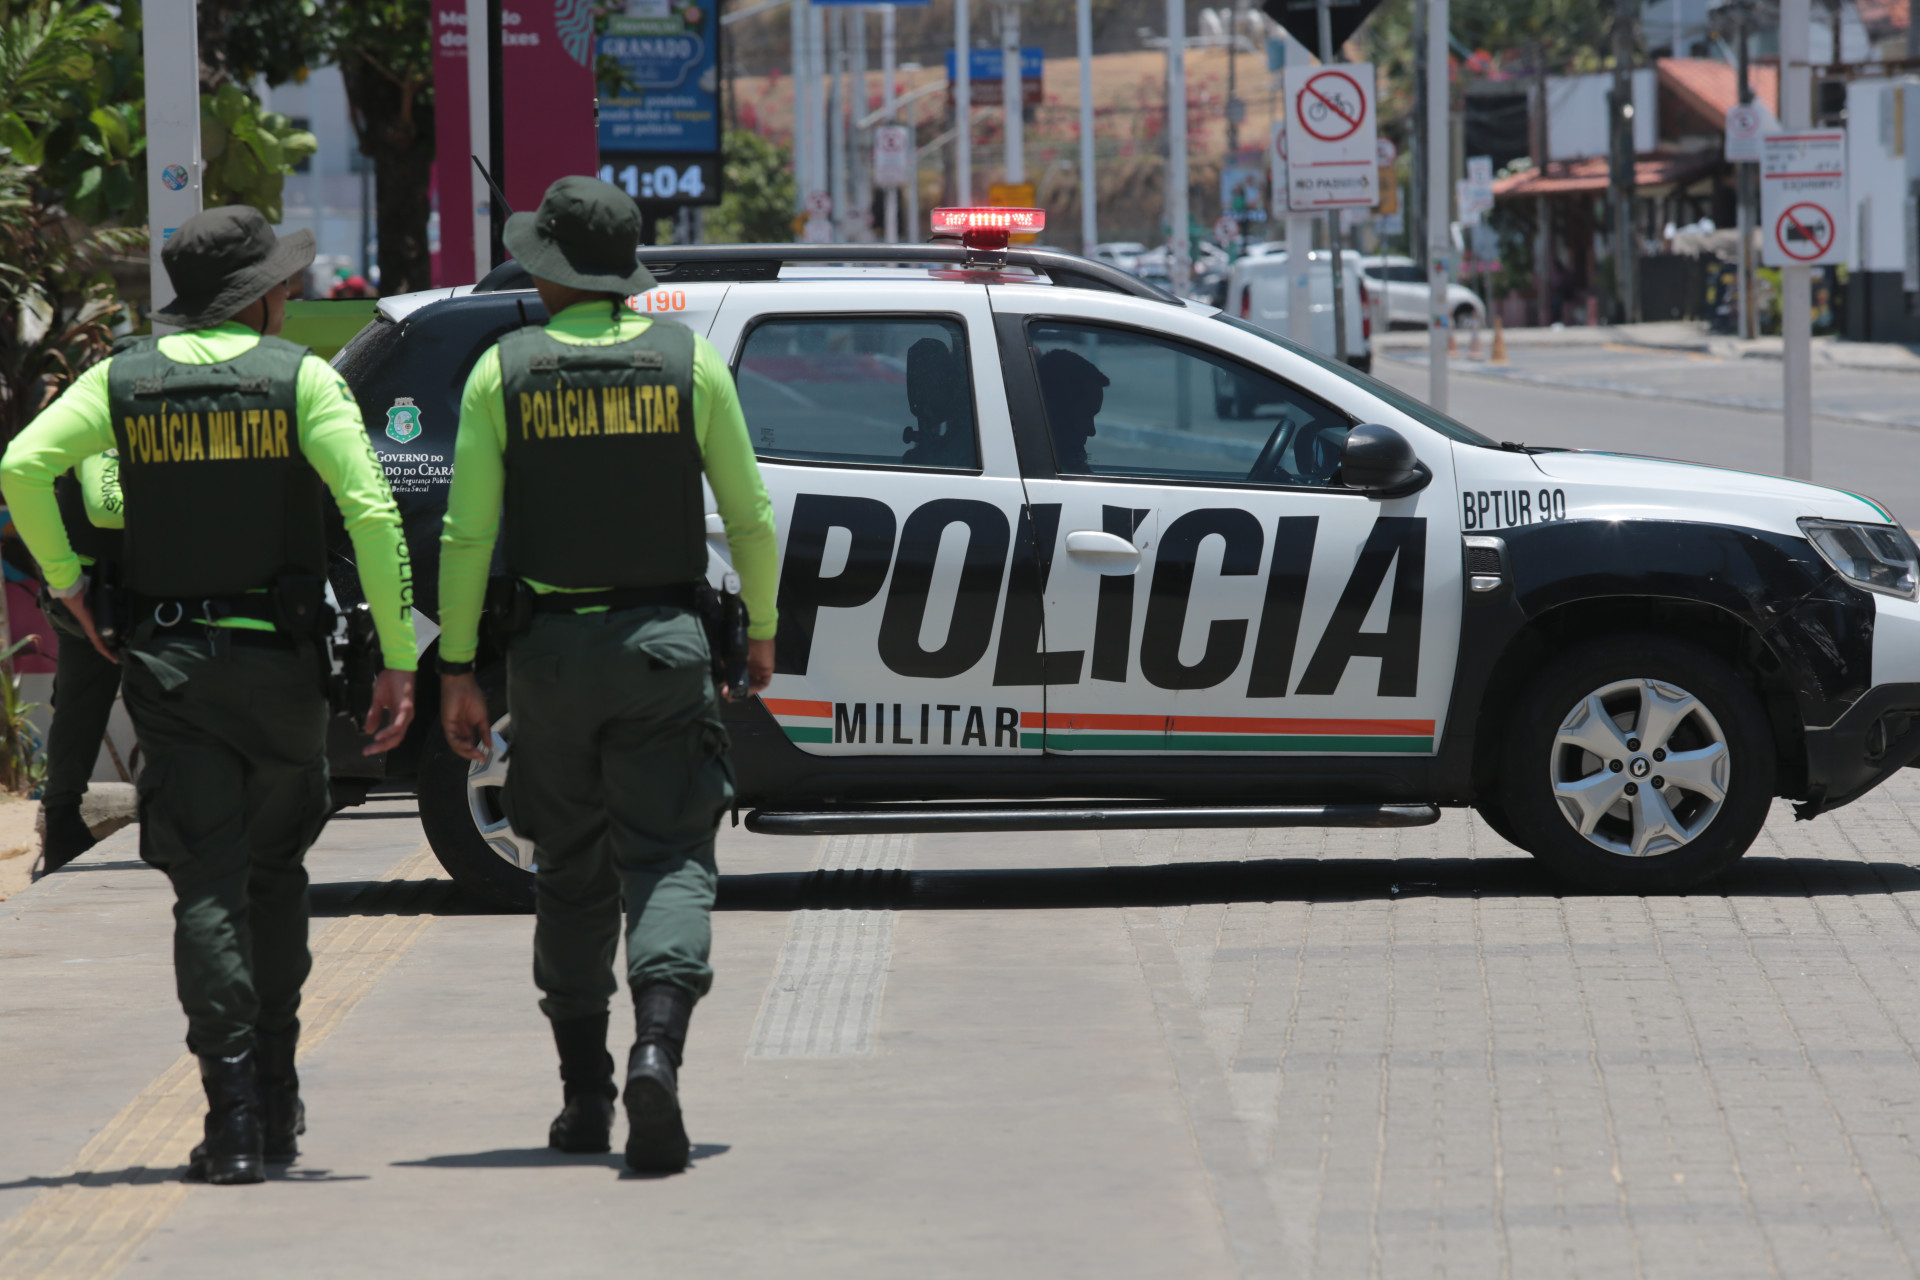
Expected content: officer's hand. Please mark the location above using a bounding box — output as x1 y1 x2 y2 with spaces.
747 638 775 695
441 672 492 762
362 669 416 755
61 592 118 665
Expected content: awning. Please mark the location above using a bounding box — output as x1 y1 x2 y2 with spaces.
1493 151 1722 200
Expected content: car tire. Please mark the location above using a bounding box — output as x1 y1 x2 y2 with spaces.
1497 633 1775 892
417 663 536 911
1452 304 1477 329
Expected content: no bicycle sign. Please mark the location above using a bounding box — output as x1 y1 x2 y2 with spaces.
1284 62 1378 211
1760 131 1846 267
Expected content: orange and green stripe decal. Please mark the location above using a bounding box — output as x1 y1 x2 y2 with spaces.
764 697 834 743
1019 711 1434 753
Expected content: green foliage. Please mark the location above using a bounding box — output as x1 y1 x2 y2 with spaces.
200 81 318 224
0 633 45 795
0 0 145 224
703 129 795 245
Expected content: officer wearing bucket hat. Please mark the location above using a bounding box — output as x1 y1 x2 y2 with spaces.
1 204 418 1185
438 175 778 1173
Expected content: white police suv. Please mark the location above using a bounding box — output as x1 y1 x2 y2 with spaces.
329 208 1920 907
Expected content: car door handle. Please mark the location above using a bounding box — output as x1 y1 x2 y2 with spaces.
1064 530 1142 574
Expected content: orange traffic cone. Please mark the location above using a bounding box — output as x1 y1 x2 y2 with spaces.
1447 327 1458 357
1491 313 1508 364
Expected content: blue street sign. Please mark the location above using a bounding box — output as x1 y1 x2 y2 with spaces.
944 46 1044 82
597 6 718 155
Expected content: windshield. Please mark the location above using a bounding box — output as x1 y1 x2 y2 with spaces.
1213 315 1497 448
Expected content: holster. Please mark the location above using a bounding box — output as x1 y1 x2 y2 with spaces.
325 599 379 721
696 572 752 701
484 576 534 650
85 562 134 652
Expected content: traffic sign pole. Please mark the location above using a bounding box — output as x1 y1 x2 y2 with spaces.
955 0 971 206
883 3 899 242
1779 0 1812 481
1002 0 1024 186
1316 0 1349 364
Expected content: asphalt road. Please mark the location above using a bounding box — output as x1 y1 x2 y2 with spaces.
1376 347 1920 525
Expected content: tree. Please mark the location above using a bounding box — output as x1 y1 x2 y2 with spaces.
703 129 795 244
0 0 147 446
200 81 318 224
328 0 435 295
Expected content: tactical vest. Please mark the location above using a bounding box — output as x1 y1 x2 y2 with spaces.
54 463 122 565
105 334 327 598
498 320 705 590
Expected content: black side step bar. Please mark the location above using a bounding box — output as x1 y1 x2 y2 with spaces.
744 802 1441 836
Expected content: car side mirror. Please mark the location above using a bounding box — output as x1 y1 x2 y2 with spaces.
1339 423 1432 498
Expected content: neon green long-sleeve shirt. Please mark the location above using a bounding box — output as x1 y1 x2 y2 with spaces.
436 302 779 664
0 323 419 671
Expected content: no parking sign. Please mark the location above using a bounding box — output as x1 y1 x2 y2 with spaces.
1761 131 1847 267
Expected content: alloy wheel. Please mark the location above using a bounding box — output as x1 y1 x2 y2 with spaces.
1549 677 1731 858
465 713 536 870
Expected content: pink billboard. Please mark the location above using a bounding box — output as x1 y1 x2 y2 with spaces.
432 3 598 287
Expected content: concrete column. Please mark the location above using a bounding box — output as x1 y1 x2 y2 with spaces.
143 0 203 327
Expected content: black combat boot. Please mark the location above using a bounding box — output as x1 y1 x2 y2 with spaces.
258 1022 305 1164
36 803 95 877
548 1012 616 1154
186 1048 265 1185
623 982 693 1173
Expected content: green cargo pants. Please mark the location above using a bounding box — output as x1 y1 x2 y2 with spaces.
124 631 331 1057
43 596 123 809
504 605 732 1023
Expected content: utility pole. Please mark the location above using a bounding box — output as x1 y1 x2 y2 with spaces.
792 0 809 218
831 9 848 240
1317 0 1348 363
1426 0 1449 409
956 0 972 205
883 4 899 242
1003 0 1024 187
1781 0 1813 479
854 7 870 238
1533 39 1552 326
1608 0 1638 323
1077 0 1097 253
1167 0 1190 294
1410 0 1425 275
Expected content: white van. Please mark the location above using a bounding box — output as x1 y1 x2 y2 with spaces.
1225 249 1373 373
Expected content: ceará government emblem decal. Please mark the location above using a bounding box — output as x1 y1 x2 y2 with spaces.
385 397 422 444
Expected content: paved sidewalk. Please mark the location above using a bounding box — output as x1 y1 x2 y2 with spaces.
1376 322 1920 375
2 785 1918 1278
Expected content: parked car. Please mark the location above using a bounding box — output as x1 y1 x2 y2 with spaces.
1358 254 1486 329
1223 249 1372 372
320 235 1920 910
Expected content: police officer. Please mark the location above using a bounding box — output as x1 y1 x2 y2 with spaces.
437 176 777 1173
0 206 418 1184
36 449 123 875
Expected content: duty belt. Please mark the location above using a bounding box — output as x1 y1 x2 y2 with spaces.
530 583 699 614
136 594 298 648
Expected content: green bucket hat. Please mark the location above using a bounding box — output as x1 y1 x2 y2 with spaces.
153 205 316 328
504 175 657 295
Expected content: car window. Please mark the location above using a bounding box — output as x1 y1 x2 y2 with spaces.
1213 313 1497 447
1386 264 1425 283
736 315 979 470
1028 320 1353 487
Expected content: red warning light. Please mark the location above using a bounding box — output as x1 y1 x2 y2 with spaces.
930 206 1046 251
